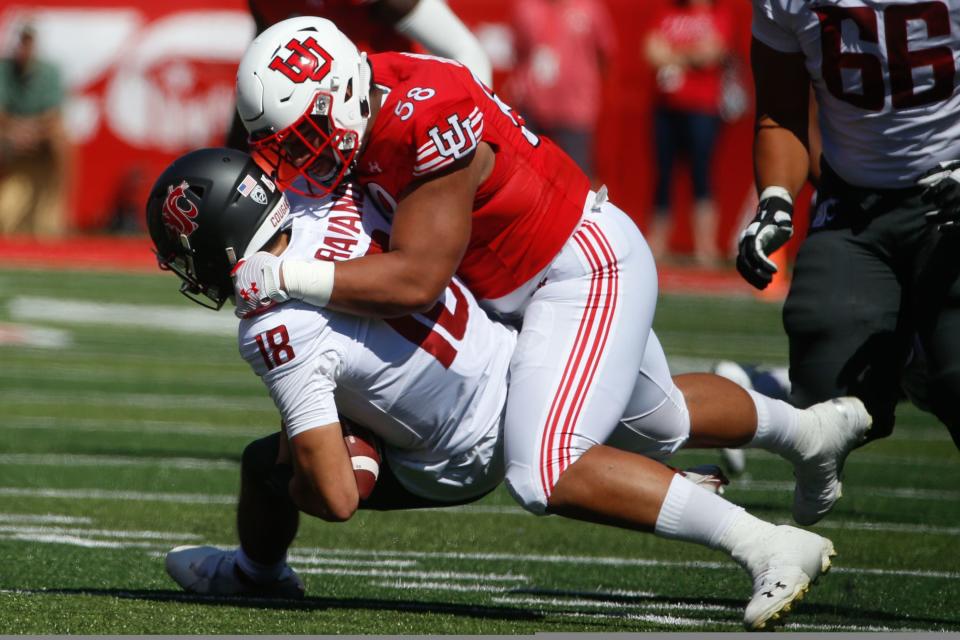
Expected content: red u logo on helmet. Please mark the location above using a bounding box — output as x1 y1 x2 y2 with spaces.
268 36 333 84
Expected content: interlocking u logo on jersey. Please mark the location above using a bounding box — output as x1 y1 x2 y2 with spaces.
268 37 333 84
428 114 477 160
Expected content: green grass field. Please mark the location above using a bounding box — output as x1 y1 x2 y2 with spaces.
0 266 957 633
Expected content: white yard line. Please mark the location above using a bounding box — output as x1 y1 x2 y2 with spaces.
0 390 271 412
0 322 71 348
9 296 239 336
293 546 960 580
0 524 199 541
298 567 527 582
0 487 235 505
0 513 92 525
373 581 512 593
0 453 237 470
0 416 266 438
286 555 416 568
494 595 736 613
727 480 959 501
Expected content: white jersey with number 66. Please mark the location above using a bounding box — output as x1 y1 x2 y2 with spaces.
752 0 960 188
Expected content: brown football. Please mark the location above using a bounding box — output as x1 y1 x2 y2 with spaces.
341 418 381 500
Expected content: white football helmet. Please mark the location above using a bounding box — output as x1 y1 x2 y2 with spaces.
237 17 372 195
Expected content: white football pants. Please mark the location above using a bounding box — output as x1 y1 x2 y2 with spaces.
489 192 684 514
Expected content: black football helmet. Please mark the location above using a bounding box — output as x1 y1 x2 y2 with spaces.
145 147 290 309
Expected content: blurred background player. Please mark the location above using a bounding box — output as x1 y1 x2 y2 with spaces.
225 0 492 151
736 0 960 451
0 22 69 237
507 0 616 182
643 0 733 266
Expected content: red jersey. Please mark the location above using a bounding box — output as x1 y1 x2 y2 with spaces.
249 0 414 54
358 52 590 300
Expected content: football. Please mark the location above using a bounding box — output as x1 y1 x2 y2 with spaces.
341 417 382 500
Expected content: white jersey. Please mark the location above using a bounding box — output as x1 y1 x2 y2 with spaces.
752 0 960 188
238 186 516 470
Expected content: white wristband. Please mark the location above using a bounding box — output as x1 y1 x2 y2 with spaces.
281 259 335 308
758 186 793 205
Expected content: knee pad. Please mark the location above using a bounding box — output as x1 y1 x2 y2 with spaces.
504 433 599 515
504 462 549 515
241 433 294 501
611 383 690 460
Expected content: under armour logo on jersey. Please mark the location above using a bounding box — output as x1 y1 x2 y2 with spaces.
162 181 199 237
269 36 333 84
367 161 383 174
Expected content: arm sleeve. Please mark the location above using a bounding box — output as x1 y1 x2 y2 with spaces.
751 0 802 53
395 0 493 86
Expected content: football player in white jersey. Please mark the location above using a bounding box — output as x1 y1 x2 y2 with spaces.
148 148 871 629
737 0 960 452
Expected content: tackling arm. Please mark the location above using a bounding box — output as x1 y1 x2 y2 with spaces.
269 142 492 318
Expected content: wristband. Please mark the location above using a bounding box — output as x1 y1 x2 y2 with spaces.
281 259 335 308
758 186 793 205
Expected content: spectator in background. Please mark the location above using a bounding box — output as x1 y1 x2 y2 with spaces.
226 0 492 151
644 0 733 267
0 23 69 237
508 0 615 181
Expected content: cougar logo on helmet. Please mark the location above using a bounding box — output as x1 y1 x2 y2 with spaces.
269 37 333 84
162 181 200 237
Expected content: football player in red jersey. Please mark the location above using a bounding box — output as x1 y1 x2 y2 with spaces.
229 18 871 628
226 0 491 149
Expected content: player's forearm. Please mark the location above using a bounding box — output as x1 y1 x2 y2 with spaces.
333 251 450 317
754 118 810 198
282 250 450 318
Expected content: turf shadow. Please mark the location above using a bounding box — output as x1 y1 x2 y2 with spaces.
27 588 543 622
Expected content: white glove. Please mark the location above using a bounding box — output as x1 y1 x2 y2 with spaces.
736 186 795 290
231 251 289 319
918 160 960 232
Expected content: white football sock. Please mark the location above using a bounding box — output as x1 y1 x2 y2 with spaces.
235 546 285 584
654 473 745 550
716 509 778 561
745 389 805 461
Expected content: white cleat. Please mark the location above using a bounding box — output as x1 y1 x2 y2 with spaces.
792 397 871 525
734 525 836 630
165 545 304 599
677 464 731 495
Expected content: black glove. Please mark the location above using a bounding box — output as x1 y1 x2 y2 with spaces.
736 187 794 290
918 160 960 232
